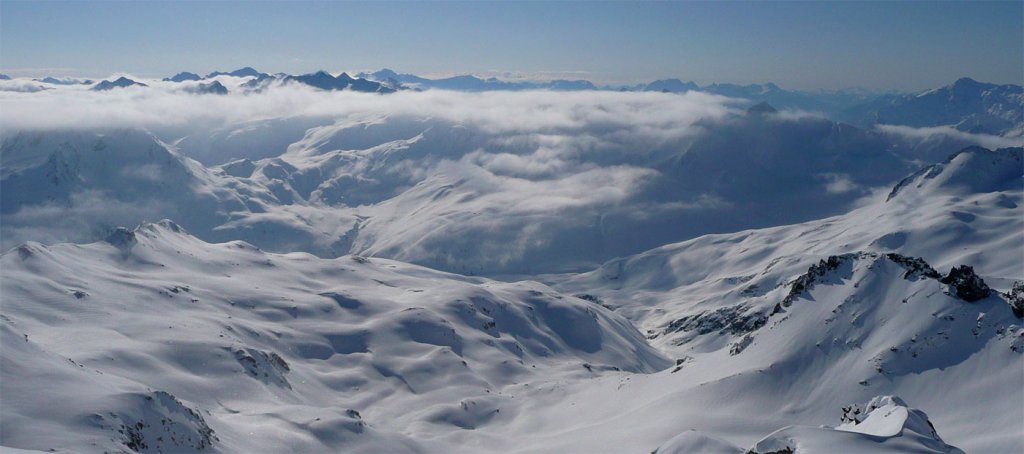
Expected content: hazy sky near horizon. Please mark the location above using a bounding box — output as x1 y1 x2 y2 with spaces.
1 0 1021 90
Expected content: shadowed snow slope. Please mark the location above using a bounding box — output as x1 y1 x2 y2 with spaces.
0 220 666 452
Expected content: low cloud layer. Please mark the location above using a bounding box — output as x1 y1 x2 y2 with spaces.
1 80 1018 273
875 124 1021 151
0 80 739 134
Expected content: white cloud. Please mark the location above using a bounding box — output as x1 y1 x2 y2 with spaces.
875 124 1021 150
0 82 740 135
817 173 859 194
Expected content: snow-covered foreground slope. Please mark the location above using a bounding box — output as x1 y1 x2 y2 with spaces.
655 396 965 453
0 221 667 452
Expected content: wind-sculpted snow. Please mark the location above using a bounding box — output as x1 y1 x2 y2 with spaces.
0 221 667 452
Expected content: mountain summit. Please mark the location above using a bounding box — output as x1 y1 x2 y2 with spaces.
91 77 147 91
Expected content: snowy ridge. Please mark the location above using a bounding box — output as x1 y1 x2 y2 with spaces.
886 146 1022 201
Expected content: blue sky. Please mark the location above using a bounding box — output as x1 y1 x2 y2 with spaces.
1 1 1020 90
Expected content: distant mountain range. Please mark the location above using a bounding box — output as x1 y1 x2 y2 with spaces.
355 68 597 91
205 66 267 79
34 76 94 85
9 67 1022 135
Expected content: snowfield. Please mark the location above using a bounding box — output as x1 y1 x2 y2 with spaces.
1 220 667 452
0 79 1021 453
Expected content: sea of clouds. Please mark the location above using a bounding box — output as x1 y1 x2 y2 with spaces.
1 78 1016 273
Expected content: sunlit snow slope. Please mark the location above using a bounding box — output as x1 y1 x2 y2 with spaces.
0 220 668 452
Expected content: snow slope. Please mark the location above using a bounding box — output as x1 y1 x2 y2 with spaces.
654 396 964 453
0 220 666 452
538 146 1023 452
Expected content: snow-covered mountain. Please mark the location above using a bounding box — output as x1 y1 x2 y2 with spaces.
541 145 1022 452
1 143 1019 453
842 77 1024 136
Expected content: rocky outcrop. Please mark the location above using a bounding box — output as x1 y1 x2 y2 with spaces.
1004 281 1024 318
940 265 992 302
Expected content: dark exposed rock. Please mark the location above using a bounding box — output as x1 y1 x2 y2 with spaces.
940 265 992 302
185 81 229 95
729 334 755 355
232 347 291 388
884 253 941 280
782 254 852 307
575 293 614 310
1004 281 1024 318
105 227 138 249
92 77 147 91
116 391 217 452
663 305 768 338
